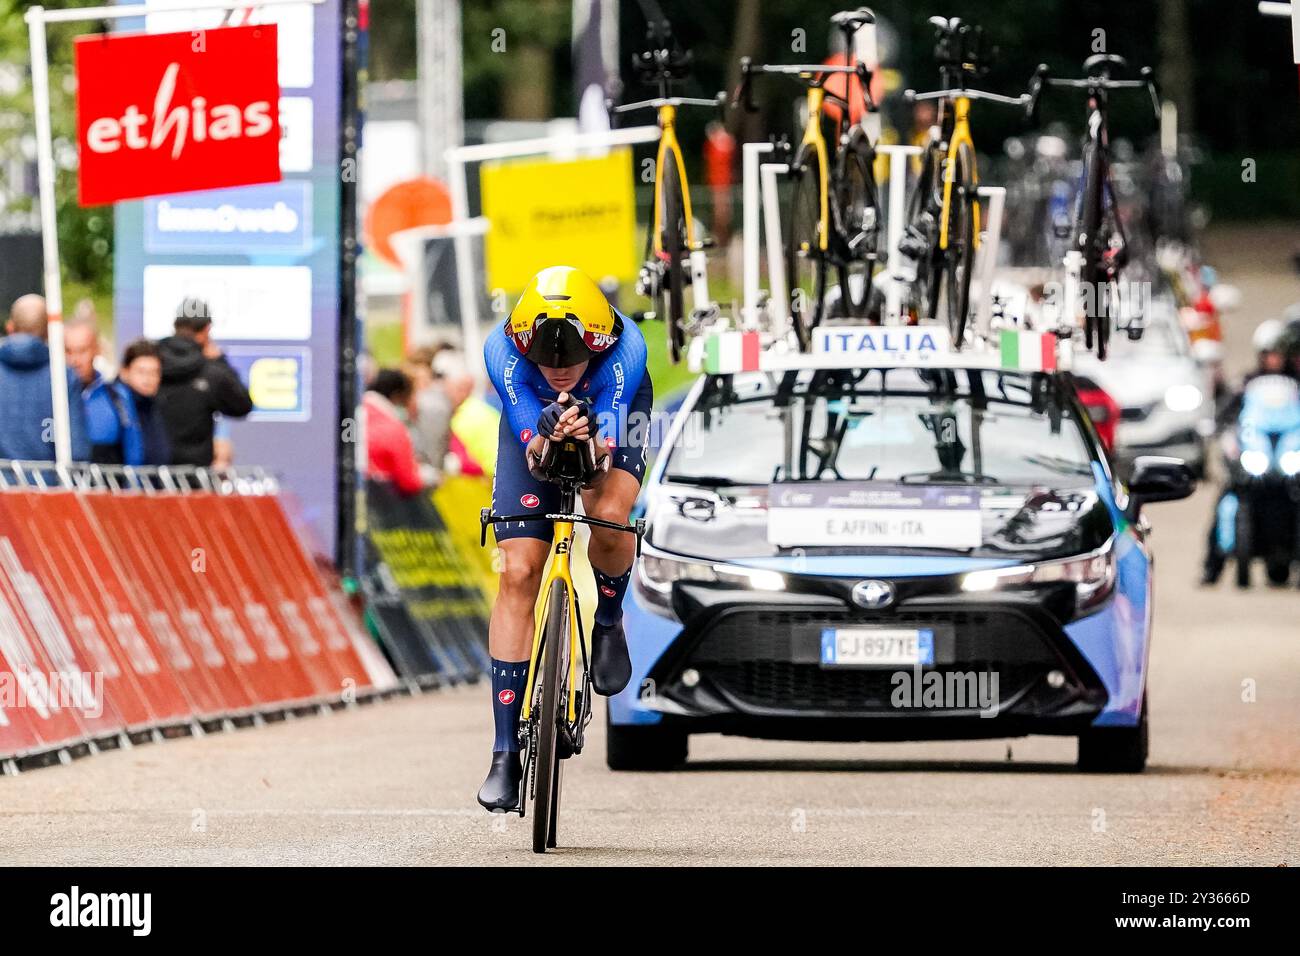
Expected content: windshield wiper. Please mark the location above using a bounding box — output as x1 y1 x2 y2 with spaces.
662 473 747 488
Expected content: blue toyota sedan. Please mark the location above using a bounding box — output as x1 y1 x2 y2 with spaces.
609 345 1194 773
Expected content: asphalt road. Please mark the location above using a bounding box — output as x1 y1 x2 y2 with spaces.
1 227 1297 866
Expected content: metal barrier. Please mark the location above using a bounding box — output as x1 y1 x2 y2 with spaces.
0 462 398 774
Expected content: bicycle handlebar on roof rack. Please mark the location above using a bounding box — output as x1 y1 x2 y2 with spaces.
1024 59 1162 124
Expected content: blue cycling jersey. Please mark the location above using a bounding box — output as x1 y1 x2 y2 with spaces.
484 312 648 446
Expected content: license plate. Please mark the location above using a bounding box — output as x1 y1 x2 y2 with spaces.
820 627 935 668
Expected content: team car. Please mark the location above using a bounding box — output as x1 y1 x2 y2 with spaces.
608 327 1195 773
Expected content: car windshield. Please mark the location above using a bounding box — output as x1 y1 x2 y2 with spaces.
665 367 1097 489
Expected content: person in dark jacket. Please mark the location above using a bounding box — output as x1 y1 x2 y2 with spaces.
84 339 171 466
0 294 90 462
156 298 253 466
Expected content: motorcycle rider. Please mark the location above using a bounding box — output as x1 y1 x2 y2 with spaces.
1200 319 1295 584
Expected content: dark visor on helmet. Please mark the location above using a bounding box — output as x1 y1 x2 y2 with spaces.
525 315 592 368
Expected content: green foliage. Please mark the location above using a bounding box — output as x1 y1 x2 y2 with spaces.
0 1 114 295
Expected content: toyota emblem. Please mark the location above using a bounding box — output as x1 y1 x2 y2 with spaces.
852 580 895 609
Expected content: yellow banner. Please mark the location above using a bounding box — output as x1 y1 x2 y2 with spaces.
481 148 638 294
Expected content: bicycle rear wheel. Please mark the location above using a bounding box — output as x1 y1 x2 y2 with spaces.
834 128 882 319
943 142 977 348
531 579 569 853
1078 138 1107 357
787 146 828 349
658 159 688 364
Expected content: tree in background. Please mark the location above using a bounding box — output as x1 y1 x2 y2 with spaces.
0 0 113 299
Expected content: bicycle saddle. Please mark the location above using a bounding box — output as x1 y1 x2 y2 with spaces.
831 8 875 30
1083 53 1128 77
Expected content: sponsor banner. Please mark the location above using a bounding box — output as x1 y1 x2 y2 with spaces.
225 347 312 421
481 148 638 293
142 264 312 340
144 182 312 255
364 480 491 683
767 481 983 549
278 96 314 172
115 1 344 557
74 25 281 205
145 1 316 89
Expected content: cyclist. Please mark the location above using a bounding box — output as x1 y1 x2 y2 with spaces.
477 266 652 811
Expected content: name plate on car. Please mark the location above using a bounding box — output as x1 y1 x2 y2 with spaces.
767 482 982 549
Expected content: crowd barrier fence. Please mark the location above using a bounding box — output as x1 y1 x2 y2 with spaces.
0 462 398 773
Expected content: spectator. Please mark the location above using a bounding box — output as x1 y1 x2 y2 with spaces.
84 339 171 466
406 347 476 485
212 415 235 469
156 298 253 466
365 368 424 496
0 294 90 462
64 314 106 390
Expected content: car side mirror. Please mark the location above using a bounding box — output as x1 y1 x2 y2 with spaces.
1125 455 1195 518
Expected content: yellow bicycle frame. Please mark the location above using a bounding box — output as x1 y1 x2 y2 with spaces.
520 517 581 725
797 84 831 253
937 96 982 252
652 103 699 255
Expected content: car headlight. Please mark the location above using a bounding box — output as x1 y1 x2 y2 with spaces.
961 540 1116 616
635 547 785 618
1280 450 1300 476
1240 449 1270 477
1164 384 1203 413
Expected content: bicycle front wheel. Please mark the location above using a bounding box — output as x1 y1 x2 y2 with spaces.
531 579 569 853
658 159 688 364
787 146 828 349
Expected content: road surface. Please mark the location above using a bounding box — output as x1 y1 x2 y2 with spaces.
1 226 1296 866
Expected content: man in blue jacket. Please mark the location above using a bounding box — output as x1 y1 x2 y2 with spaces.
0 295 90 462
84 339 171 466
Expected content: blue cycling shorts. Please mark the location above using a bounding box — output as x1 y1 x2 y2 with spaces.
491 376 653 543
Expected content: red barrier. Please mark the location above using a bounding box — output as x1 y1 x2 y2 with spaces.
0 497 120 747
0 479 394 763
83 495 249 717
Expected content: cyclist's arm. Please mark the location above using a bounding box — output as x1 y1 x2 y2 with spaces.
586 315 648 447
484 326 548 445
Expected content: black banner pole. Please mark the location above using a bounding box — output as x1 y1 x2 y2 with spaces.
336 0 363 578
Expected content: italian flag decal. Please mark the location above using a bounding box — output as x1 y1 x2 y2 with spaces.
703 331 762 374
999 330 1057 371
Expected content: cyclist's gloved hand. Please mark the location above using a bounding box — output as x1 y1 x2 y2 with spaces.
537 402 568 441
537 394 595 441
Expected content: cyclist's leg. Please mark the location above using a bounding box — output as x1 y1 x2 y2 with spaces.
580 377 653 695
479 420 559 811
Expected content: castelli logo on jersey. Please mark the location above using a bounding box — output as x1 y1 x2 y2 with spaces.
599 586 616 597
498 689 516 705
84 62 275 160
520 494 540 508
520 428 533 443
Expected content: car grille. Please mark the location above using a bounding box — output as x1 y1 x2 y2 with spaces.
680 608 1073 714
